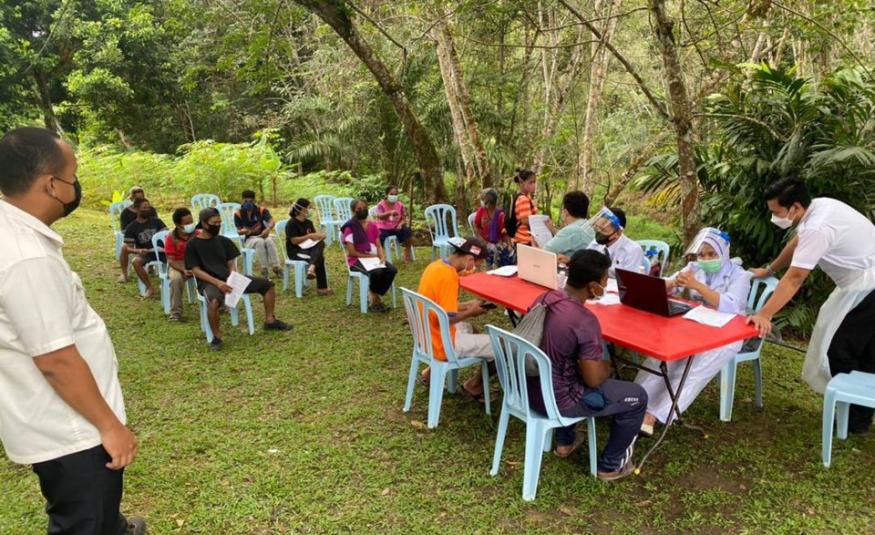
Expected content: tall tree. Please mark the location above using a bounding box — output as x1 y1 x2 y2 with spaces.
294 0 449 202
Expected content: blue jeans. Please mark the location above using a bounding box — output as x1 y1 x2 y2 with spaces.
557 379 647 472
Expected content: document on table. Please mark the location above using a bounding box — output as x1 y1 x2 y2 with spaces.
224 271 251 308
298 238 321 249
488 265 518 277
528 215 554 248
683 306 736 328
588 293 621 306
606 278 619 293
359 257 385 272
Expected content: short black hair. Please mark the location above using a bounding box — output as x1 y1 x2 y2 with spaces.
480 188 498 206
241 190 256 200
566 249 611 289
132 197 150 208
607 206 627 229
0 127 66 196
763 176 812 209
351 198 366 211
386 184 398 195
563 191 590 219
172 207 191 225
199 207 219 223
513 168 535 184
290 198 310 217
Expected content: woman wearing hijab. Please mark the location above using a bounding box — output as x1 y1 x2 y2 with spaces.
341 198 398 312
636 228 752 435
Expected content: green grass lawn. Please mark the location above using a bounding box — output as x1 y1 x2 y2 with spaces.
1 208 873 534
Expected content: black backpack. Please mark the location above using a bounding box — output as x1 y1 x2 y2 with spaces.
503 192 533 238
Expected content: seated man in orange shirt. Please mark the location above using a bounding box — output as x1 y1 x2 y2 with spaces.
417 237 495 400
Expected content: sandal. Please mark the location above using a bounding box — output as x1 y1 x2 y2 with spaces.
460 385 486 404
553 432 585 458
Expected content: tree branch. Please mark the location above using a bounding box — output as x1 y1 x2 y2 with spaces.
694 112 788 142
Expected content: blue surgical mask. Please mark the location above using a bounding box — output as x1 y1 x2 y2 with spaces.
182 223 196 234
387 195 399 203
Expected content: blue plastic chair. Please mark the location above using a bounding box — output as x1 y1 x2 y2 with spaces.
424 204 459 259
314 195 338 245
344 259 396 314
196 290 255 344
368 206 415 264
641 255 651 275
638 240 670 274
191 194 221 211
468 212 477 235
717 276 778 421
216 202 243 248
274 219 318 298
823 371 875 467
486 325 597 500
401 288 491 428
333 197 354 249
109 200 132 260
151 230 196 315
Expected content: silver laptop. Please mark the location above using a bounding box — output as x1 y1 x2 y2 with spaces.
517 244 559 289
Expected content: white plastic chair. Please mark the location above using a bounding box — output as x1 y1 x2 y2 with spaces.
109 200 132 260
718 276 779 421
368 205 415 264
191 194 221 211
151 230 196 315
424 204 459 259
467 212 477 235
345 260 396 314
216 202 243 248
314 195 339 245
401 288 491 428
275 219 317 298
823 371 875 467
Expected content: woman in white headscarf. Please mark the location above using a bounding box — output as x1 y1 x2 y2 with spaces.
636 228 752 435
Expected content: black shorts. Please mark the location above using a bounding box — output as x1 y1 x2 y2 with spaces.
201 277 274 303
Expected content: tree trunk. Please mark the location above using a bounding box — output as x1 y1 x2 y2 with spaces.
33 71 62 133
649 0 699 245
578 0 622 194
295 0 449 202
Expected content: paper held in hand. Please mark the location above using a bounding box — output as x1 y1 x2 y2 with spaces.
359 257 385 272
298 238 322 249
528 214 553 248
682 306 736 328
224 271 251 308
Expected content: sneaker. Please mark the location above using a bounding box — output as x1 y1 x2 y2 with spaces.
209 338 224 352
125 515 147 535
368 303 390 313
264 319 292 331
169 313 182 322
597 452 636 482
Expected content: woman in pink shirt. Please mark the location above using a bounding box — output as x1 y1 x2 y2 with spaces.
374 185 413 263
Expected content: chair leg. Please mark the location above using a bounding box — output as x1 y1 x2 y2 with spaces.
243 295 255 335
282 264 290 292
522 421 547 501
403 354 420 413
359 277 369 314
447 369 458 394
543 429 553 453
427 367 448 429
586 418 598 476
836 401 850 440
719 359 738 422
199 299 214 344
490 407 511 476
294 264 304 299
161 279 171 315
822 390 837 468
752 357 764 408
481 361 491 416
346 274 354 306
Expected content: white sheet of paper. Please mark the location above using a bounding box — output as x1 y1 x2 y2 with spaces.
359 257 385 272
488 265 518 277
683 306 736 328
606 278 619 293
298 238 321 249
528 215 554 248
589 293 621 306
224 271 251 308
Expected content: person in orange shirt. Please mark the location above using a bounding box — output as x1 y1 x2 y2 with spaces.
511 168 556 247
417 237 495 400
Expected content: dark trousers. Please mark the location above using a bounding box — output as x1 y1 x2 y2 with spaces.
32 445 126 535
828 288 875 432
556 379 647 472
289 241 328 289
351 261 397 296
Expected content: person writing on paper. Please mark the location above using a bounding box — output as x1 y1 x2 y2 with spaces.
584 207 644 274
374 185 414 263
747 177 875 434
544 191 591 257
531 249 646 481
185 208 291 351
636 228 751 435
342 198 398 313
417 237 495 400
510 168 556 247
285 198 332 296
474 188 514 268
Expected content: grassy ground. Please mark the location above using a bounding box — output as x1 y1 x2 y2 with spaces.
1 208 873 534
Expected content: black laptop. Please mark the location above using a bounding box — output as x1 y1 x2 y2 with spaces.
615 268 694 317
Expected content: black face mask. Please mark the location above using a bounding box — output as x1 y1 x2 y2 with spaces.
355 208 368 220
204 223 222 236
595 231 613 246
52 176 82 217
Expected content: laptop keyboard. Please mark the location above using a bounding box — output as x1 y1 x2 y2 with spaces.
668 300 693 315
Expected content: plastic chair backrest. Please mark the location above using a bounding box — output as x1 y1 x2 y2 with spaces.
274 219 290 258
746 276 778 314
369 205 379 218
638 240 670 266
150 229 170 272
424 204 459 242
191 194 221 211
334 197 354 224
468 212 477 235
109 201 132 230
641 256 651 274
400 288 460 364
314 195 337 224
486 325 563 421
217 202 241 236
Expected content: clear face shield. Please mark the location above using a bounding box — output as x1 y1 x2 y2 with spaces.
684 227 730 257
587 207 622 245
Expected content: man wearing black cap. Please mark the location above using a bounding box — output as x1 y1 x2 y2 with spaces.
417 236 495 400
185 207 291 351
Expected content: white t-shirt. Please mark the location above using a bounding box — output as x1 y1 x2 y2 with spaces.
0 201 126 464
791 198 875 288
587 233 646 274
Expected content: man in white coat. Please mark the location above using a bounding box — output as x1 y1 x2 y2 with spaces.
748 177 875 435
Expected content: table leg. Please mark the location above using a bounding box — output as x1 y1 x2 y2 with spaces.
636 356 695 472
505 308 520 327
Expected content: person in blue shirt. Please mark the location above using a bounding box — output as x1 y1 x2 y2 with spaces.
234 190 282 279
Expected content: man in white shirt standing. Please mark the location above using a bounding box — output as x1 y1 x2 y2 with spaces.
0 127 145 534
586 207 645 275
749 177 875 435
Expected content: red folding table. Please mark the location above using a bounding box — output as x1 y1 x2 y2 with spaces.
460 272 759 462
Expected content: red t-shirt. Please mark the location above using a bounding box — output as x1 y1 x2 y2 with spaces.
164 231 190 262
